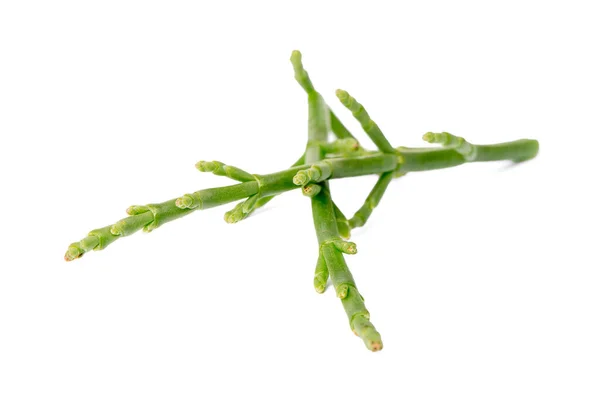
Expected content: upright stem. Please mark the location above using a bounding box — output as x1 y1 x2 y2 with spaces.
293 51 383 351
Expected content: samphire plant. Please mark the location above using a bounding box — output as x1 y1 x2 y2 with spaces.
65 51 539 351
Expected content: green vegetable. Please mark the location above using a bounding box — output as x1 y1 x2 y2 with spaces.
65 50 539 351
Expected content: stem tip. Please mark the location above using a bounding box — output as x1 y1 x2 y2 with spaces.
335 89 349 102
290 50 301 63
302 183 322 197
293 171 309 186
64 245 82 262
422 132 434 143
314 282 326 294
195 161 216 172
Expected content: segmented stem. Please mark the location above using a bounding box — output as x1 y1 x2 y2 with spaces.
230 154 305 222
423 132 477 161
175 181 259 210
349 171 394 229
294 52 382 351
397 138 540 172
64 199 193 261
290 50 316 95
195 160 255 182
314 252 328 294
292 154 399 186
332 239 357 254
321 237 382 351
66 182 260 261
66 50 540 353
344 287 382 351
293 161 332 186
335 89 396 154
291 50 358 142
224 194 260 224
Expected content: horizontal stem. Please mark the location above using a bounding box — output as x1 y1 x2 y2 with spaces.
64 199 193 261
195 160 255 182
292 154 399 186
397 139 539 172
329 154 398 179
396 147 464 172
66 138 538 261
244 153 306 218
475 139 539 162
178 181 259 210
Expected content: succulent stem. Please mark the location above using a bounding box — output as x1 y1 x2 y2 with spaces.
332 202 351 239
349 171 394 229
397 138 539 172
195 160 255 182
294 51 383 351
65 49 539 353
336 89 396 154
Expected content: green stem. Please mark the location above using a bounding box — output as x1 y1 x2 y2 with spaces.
330 110 356 140
195 160 255 182
291 50 358 143
423 131 476 161
295 51 382 351
292 154 399 186
336 89 396 154
397 139 539 172
175 181 259 210
291 50 316 95
306 93 328 160
223 154 306 223
66 49 541 354
66 181 260 261
66 137 536 261
312 192 382 351
332 201 351 239
65 199 193 261
349 171 394 229
314 251 328 294
475 139 539 162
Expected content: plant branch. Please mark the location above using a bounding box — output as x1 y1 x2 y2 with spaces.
336 89 396 154
397 138 539 172
349 171 395 229
295 51 383 351
195 160 255 182
64 49 540 353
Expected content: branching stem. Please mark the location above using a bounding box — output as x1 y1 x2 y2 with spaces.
65 50 539 353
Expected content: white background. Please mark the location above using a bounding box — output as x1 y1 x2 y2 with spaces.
1 1 599 399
